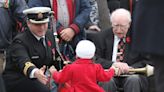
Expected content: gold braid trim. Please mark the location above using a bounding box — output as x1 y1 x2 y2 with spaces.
23 62 35 76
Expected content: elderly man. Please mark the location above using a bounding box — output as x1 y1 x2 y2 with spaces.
90 8 149 92
2 7 63 92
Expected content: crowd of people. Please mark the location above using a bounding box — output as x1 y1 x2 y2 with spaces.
0 0 162 92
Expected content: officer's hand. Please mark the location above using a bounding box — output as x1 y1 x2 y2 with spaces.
34 65 48 85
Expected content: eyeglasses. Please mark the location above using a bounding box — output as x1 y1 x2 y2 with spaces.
112 24 129 30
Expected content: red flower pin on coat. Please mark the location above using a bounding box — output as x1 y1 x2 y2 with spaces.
47 40 52 47
126 36 131 44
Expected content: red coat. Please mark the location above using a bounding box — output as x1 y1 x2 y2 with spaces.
52 59 115 92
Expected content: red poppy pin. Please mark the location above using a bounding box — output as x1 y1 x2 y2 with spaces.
47 40 52 47
126 36 131 44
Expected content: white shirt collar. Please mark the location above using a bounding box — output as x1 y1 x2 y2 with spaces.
31 32 45 41
114 35 126 42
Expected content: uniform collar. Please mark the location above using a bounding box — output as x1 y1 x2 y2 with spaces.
31 32 45 41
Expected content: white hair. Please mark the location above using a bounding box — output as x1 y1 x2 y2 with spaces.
110 8 132 23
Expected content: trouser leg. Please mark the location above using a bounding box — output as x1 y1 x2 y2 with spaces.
124 75 141 92
99 78 117 92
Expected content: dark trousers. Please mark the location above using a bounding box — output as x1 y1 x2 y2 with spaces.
3 74 50 92
0 74 6 92
99 74 148 92
151 55 164 92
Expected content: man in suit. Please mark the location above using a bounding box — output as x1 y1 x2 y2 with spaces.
131 0 164 92
90 8 148 92
2 7 62 92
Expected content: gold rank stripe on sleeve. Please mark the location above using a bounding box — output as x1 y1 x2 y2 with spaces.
23 61 35 76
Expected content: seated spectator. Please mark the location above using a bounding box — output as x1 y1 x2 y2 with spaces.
91 8 149 92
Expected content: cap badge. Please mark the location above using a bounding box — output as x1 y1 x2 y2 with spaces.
38 12 43 19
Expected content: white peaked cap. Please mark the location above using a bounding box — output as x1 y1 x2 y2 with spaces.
23 7 51 24
76 40 96 59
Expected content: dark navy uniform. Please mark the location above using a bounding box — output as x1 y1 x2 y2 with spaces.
2 28 62 92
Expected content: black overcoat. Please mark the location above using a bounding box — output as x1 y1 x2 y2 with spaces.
132 0 164 56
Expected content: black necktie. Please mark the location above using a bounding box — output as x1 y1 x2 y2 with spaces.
40 38 51 64
116 39 125 62
39 37 45 47
39 37 48 56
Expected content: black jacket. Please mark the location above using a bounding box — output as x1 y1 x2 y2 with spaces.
132 0 164 56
